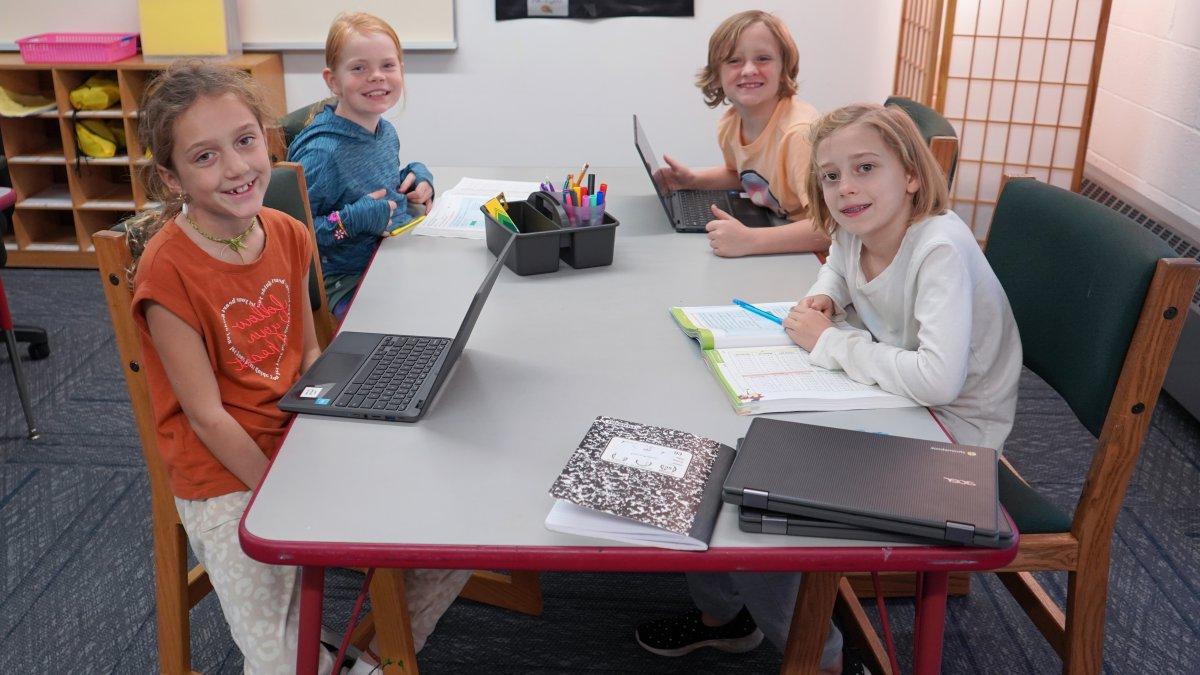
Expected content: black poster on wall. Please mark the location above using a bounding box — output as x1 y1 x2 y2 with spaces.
496 1 694 21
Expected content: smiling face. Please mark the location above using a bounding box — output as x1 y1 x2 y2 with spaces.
717 21 784 116
157 92 271 233
816 122 920 244
324 29 403 131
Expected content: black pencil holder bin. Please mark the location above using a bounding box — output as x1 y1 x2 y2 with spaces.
483 191 619 276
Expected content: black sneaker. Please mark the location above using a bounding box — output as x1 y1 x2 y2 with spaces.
635 607 765 657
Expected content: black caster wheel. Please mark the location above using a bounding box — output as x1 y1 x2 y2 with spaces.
28 341 50 360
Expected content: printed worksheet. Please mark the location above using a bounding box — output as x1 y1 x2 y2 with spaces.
705 344 918 414
413 177 541 239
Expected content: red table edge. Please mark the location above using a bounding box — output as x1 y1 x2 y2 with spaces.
241 408 1017 573
239 512 1018 573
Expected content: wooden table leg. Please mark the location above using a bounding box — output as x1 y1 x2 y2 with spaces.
781 572 841 674
297 566 326 675
912 571 949 675
370 568 419 673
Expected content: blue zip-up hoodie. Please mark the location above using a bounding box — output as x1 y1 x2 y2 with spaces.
287 104 433 278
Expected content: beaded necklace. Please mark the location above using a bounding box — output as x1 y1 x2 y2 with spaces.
186 214 258 257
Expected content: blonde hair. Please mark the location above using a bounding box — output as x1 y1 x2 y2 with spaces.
805 103 949 237
696 10 799 109
125 60 276 283
325 11 403 70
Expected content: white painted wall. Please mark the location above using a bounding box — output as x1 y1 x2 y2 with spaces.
281 2 901 170
1087 0 1200 239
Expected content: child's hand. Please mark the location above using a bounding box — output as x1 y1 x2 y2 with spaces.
368 188 398 219
800 294 836 318
705 205 757 258
784 304 835 352
653 154 695 192
399 174 434 209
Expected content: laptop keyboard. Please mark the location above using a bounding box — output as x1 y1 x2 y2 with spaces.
332 336 450 411
678 190 729 225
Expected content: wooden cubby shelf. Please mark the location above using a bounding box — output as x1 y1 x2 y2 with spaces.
0 53 284 268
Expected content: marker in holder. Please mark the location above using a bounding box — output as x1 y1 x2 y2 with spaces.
550 189 608 228
482 191 619 276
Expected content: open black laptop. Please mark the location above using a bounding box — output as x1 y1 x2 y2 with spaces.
633 114 773 232
278 236 514 423
723 418 1011 548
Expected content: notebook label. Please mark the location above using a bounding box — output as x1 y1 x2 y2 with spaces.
300 386 323 399
601 437 692 479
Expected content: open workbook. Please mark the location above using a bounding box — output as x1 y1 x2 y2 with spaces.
670 303 918 415
545 416 735 551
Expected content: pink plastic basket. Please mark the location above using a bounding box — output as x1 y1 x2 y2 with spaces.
16 33 139 64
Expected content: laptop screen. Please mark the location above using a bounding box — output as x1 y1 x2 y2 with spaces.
442 235 513 366
424 233 515 398
632 114 676 222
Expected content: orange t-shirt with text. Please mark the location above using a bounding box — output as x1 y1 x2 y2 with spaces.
132 208 312 500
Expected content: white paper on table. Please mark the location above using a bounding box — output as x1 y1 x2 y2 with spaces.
413 177 541 239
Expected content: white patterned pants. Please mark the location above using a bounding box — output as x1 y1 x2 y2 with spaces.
176 491 472 673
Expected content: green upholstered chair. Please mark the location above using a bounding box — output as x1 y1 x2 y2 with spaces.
279 97 336 153
983 176 1199 674
885 95 958 189
261 162 337 349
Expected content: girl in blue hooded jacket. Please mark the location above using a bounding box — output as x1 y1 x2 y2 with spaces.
289 11 434 319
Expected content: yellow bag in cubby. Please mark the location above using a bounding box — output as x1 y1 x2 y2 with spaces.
76 119 117 158
69 74 120 111
107 120 127 149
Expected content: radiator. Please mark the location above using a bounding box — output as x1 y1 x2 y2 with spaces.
1080 178 1200 422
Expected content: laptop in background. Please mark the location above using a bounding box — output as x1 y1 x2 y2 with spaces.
723 418 1010 548
278 236 514 423
633 114 774 233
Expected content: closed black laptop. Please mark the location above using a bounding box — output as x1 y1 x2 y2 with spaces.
738 504 1013 545
633 114 773 232
723 418 1009 548
278 236 513 423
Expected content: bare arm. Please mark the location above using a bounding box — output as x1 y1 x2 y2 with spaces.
298 280 322 370
739 218 831 256
655 154 741 191
706 210 831 258
145 302 269 490
689 165 742 190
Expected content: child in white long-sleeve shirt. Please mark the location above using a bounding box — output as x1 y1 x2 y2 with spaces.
785 102 1021 451
636 104 1021 675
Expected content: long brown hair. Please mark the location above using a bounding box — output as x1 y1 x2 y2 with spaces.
804 103 950 237
125 61 276 283
696 10 799 109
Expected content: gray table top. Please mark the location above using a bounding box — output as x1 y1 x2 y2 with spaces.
243 168 949 554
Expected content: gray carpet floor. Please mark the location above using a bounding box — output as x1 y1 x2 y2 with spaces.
1 267 1197 674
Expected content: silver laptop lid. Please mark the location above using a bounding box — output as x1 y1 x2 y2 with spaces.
632 114 677 223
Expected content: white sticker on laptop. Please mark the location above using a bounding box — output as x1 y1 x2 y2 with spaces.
300 386 323 399
601 437 692 479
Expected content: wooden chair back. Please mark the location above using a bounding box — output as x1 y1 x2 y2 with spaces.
93 229 213 674
983 176 1200 673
